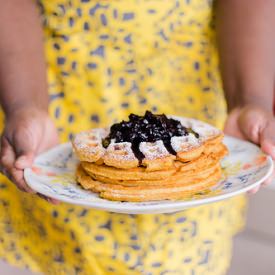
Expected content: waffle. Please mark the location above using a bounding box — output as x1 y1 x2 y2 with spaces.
73 116 223 170
76 165 222 202
73 111 228 202
81 144 227 183
81 161 220 187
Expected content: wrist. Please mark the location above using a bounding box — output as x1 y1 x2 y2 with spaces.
4 101 48 119
229 104 274 121
5 105 48 121
226 89 273 114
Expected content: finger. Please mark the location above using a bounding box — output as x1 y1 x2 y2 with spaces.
0 167 16 186
10 129 36 169
0 138 17 182
11 127 37 168
9 167 36 193
262 177 274 187
1 168 28 193
260 121 275 159
47 198 60 205
14 153 34 170
259 122 275 188
224 108 245 139
247 185 261 195
0 137 35 193
238 107 268 145
37 193 60 205
0 137 16 170
261 162 275 186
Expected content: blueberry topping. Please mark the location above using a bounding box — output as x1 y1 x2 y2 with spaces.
102 111 199 163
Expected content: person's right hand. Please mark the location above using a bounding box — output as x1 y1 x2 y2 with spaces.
0 106 60 203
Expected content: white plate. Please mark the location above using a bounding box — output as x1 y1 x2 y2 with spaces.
24 136 273 214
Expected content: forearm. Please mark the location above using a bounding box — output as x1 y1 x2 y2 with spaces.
216 0 275 113
0 0 48 116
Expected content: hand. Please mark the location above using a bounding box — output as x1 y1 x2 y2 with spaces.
0 106 60 203
224 105 275 194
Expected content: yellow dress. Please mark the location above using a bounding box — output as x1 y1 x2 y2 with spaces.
0 1 246 274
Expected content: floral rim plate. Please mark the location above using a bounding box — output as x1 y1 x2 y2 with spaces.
24 136 273 214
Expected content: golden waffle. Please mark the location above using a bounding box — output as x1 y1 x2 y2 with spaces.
80 143 227 181
83 161 220 187
81 161 177 181
76 165 222 202
72 116 223 170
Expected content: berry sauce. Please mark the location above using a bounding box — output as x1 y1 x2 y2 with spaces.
102 111 199 163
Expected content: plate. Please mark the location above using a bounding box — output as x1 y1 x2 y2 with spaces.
24 136 273 214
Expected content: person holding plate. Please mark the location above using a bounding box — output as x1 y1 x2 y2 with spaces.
0 0 274 274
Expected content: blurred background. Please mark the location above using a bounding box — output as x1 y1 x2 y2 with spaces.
1 183 275 275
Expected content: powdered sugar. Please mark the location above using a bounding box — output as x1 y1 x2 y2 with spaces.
139 140 170 159
106 141 137 161
192 123 220 141
169 116 221 141
74 117 221 162
73 128 108 154
171 134 200 152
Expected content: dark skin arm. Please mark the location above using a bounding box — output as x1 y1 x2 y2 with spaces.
216 0 275 112
0 0 58 202
0 0 48 113
216 0 275 191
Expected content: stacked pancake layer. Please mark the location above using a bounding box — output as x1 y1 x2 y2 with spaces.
73 116 228 202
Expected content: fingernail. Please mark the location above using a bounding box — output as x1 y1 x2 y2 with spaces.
19 156 27 162
17 158 27 166
15 157 30 169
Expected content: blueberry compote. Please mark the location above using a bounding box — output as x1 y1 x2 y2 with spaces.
102 111 199 164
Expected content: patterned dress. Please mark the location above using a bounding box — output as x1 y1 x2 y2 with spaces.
0 1 246 274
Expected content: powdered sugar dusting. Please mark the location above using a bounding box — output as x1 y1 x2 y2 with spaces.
192 123 220 141
139 140 170 159
169 116 221 141
171 134 200 152
74 116 221 163
105 141 137 161
73 128 108 154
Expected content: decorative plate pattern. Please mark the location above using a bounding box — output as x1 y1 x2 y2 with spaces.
24 136 273 214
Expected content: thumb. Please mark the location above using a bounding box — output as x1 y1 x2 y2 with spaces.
15 153 35 170
238 106 269 145
224 108 244 139
260 120 275 159
12 129 37 169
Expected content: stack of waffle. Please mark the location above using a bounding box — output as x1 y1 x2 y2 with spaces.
73 112 227 202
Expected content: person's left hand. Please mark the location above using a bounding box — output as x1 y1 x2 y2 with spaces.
224 105 275 194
